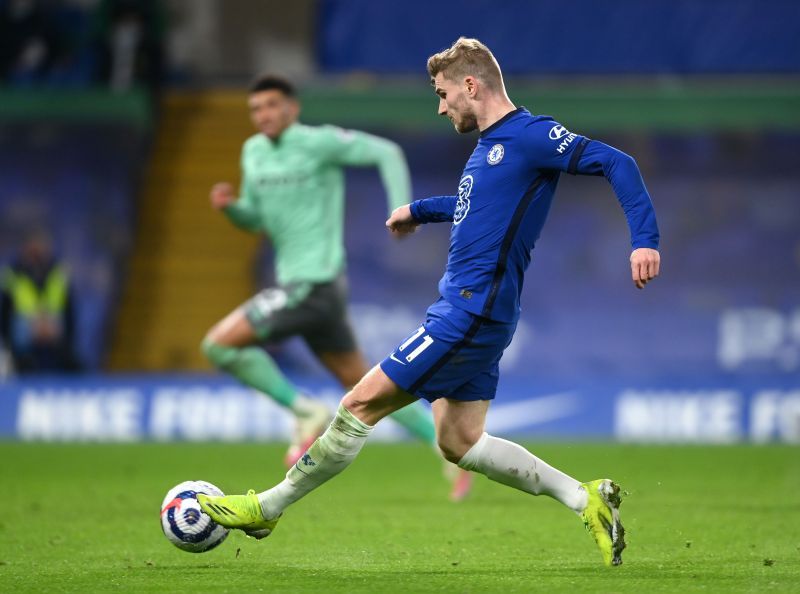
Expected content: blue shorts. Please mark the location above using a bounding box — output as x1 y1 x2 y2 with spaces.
380 299 517 402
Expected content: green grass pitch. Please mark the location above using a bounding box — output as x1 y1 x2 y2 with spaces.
0 442 798 593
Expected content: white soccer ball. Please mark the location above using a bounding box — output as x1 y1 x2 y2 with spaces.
160 480 230 553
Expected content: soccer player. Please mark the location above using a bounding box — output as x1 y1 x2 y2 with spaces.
199 40 661 567
202 74 471 499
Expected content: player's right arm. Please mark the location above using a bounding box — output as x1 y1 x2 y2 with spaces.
211 158 266 233
211 143 263 233
210 181 261 232
385 204 419 236
409 196 458 223
385 195 457 236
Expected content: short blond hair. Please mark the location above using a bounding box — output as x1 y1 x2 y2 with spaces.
427 37 503 91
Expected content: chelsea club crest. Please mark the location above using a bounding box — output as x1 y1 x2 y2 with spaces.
487 144 504 165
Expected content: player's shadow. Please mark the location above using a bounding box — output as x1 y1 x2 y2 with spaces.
127 564 221 571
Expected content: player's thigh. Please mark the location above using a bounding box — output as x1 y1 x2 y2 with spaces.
303 276 359 357
244 284 319 343
317 349 370 389
380 297 514 398
205 307 258 347
305 314 362 384
341 365 418 426
302 278 368 386
432 398 490 460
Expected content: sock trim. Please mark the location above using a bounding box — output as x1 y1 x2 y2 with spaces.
336 404 374 436
457 431 489 471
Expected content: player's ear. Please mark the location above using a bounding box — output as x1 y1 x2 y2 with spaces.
288 97 301 120
463 76 478 98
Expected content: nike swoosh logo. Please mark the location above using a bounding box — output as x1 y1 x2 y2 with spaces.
485 392 579 433
389 353 406 366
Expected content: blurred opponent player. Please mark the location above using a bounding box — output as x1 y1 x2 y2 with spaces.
202 74 471 499
199 41 661 566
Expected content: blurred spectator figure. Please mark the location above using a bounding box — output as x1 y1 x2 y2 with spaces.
0 231 81 374
0 0 164 90
92 0 164 92
0 0 95 87
0 0 60 84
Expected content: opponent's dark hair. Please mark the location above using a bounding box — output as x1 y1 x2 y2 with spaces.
248 75 296 97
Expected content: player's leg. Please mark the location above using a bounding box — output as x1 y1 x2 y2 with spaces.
315 324 472 500
319 349 441 446
434 397 587 511
198 301 479 535
436 396 625 566
200 290 328 426
316 349 369 388
309 276 447 447
262 367 414 516
198 365 416 536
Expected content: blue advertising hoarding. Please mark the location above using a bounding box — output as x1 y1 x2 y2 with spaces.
1 372 797 443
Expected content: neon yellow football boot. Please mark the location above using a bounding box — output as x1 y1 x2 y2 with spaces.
197 489 280 540
580 479 626 566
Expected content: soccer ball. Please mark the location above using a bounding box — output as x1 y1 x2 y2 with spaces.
160 480 229 553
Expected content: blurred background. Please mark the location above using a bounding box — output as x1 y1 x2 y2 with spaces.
0 0 798 444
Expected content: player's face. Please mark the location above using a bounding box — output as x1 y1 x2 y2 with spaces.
248 90 299 140
433 73 478 134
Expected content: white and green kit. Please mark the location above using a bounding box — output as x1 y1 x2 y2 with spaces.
229 123 409 285
202 121 439 448
227 123 410 349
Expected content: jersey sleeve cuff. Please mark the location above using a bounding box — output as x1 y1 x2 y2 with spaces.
409 200 424 223
631 239 659 249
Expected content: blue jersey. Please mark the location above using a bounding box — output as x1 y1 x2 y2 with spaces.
409 107 659 323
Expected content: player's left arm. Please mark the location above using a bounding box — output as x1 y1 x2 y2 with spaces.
524 121 660 289
318 126 412 214
571 140 660 289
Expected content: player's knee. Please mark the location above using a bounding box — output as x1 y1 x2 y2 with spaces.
341 390 387 426
200 336 216 360
201 337 236 369
437 428 482 464
437 439 466 464
341 391 369 419
438 444 463 464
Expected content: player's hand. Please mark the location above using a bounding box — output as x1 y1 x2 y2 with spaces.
210 182 236 210
630 247 660 289
385 204 420 238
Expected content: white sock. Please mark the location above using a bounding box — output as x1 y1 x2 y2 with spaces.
258 404 373 519
457 432 587 513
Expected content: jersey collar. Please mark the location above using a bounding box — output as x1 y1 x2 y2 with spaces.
479 106 528 138
264 122 301 147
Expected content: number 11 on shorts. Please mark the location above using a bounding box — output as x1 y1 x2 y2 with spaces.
398 326 434 363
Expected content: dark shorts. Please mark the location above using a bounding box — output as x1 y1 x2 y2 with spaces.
243 275 358 354
380 298 517 402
